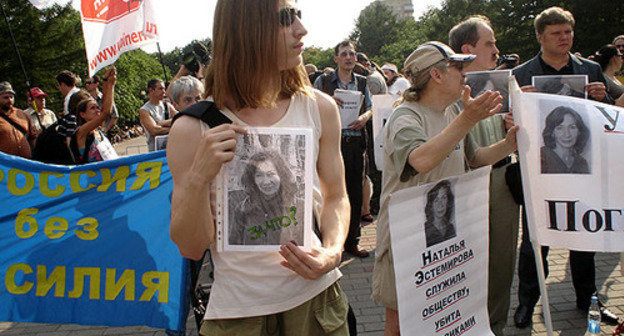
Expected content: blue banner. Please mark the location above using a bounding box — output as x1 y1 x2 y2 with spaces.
0 151 188 331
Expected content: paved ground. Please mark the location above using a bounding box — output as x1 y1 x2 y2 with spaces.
2 139 622 335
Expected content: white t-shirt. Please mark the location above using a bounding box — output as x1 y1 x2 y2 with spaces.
63 87 80 115
203 91 342 320
388 77 411 97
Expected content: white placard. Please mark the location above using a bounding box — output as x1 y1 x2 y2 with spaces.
217 127 314 252
95 137 119 160
372 94 397 168
513 83 624 252
334 89 363 129
80 0 159 76
389 167 494 336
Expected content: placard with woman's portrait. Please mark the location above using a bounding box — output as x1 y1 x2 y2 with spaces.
215 127 314 252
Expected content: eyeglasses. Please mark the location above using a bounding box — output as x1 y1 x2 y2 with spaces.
339 50 356 58
280 7 302 27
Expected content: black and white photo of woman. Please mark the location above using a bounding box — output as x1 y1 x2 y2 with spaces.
540 106 591 174
424 180 457 248
228 150 302 246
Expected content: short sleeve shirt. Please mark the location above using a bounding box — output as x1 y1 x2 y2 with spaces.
375 100 476 259
24 108 57 134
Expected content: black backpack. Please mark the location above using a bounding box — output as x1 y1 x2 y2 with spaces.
32 121 76 165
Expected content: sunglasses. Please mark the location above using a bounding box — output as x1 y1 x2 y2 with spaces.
280 7 302 27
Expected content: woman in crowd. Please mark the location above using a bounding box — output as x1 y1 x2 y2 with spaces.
594 44 624 104
229 150 300 246
381 63 411 96
540 106 590 174
70 67 117 163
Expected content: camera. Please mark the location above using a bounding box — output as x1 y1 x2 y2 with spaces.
183 41 212 75
498 54 519 68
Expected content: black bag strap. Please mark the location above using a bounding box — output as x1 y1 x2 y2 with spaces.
163 102 170 120
172 101 232 127
0 112 28 136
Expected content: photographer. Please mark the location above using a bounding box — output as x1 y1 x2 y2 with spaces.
496 53 520 70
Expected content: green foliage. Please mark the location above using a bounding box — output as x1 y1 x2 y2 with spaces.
350 2 403 59
302 47 335 70
0 0 86 113
111 49 167 126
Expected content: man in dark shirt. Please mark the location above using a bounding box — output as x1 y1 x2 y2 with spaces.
512 6 618 329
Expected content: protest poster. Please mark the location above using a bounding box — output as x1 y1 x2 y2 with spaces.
0 151 188 331
513 88 624 252
334 89 363 129
80 0 159 76
389 167 494 336
215 127 314 252
465 70 511 113
532 75 588 99
372 94 397 168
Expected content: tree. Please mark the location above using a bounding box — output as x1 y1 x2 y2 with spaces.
110 50 166 127
377 19 427 68
0 0 86 112
350 2 404 59
302 47 335 70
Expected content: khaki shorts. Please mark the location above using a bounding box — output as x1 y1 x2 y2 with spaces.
371 248 398 310
200 282 349 336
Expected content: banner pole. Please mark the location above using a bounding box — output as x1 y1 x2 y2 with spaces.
532 240 554 336
0 0 31 88
156 42 169 84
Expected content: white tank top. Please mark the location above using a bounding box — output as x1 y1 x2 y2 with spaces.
202 91 342 320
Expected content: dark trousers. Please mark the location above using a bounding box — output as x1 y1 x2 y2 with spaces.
341 134 364 248
517 207 596 310
364 121 381 214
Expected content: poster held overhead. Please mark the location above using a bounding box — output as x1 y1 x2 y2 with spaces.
80 0 160 76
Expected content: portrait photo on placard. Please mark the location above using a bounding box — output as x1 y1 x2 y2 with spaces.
155 135 168 151
423 179 457 248
466 70 511 113
539 100 591 174
225 131 307 247
533 74 588 99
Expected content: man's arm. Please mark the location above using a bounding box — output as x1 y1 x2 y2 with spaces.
279 90 349 280
139 109 171 136
167 117 245 260
469 126 518 167
408 88 503 174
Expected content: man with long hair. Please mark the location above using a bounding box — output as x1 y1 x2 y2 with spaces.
167 1 350 334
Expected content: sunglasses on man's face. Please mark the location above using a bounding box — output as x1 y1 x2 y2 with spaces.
280 7 302 27
616 45 624 50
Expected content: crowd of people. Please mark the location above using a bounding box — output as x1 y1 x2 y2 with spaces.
2 0 623 335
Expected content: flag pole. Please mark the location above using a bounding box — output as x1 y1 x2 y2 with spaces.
0 0 31 88
156 42 169 84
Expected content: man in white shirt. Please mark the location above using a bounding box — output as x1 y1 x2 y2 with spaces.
56 70 80 115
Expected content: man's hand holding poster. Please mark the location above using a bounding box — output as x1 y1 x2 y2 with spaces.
513 84 624 252
389 167 494 336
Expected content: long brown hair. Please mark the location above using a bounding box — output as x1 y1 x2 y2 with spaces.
204 0 311 110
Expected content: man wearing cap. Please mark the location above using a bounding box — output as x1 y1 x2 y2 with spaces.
371 41 519 335
448 15 519 335
314 40 373 258
24 87 57 135
0 82 37 158
511 6 619 328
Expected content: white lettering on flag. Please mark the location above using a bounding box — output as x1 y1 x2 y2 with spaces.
80 0 159 76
